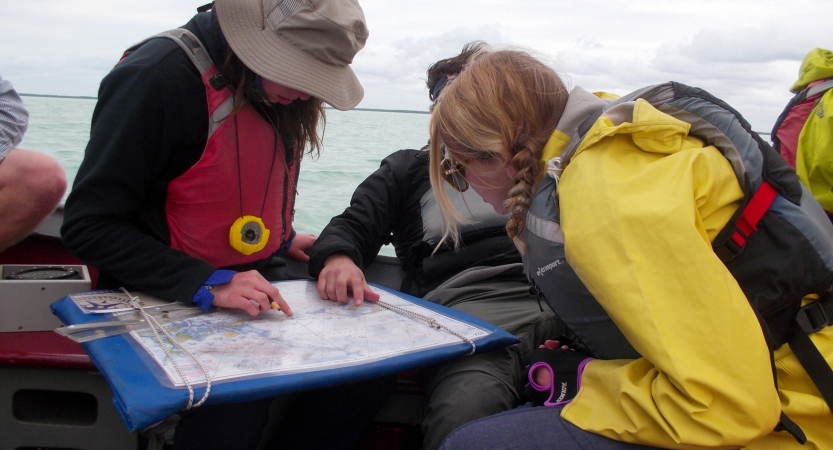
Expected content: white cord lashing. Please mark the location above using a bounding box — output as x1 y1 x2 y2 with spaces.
376 300 476 355
121 288 212 409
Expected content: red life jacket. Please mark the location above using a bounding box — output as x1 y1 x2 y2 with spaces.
772 78 833 168
123 29 298 268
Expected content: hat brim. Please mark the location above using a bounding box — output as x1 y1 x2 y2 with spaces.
216 0 364 111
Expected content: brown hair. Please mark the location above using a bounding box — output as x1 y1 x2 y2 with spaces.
426 41 489 103
428 49 568 251
221 49 326 160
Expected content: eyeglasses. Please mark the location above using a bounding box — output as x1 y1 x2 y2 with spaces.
441 157 469 192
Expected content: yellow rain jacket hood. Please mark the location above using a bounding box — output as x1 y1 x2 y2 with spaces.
791 48 833 93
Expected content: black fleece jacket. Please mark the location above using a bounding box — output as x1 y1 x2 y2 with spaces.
307 149 522 297
62 11 247 302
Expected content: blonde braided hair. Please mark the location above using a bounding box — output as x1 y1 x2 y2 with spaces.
429 49 568 252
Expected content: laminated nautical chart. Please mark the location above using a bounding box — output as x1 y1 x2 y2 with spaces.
133 280 487 386
51 280 518 431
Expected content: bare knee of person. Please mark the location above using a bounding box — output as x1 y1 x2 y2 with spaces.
0 148 67 208
0 148 67 249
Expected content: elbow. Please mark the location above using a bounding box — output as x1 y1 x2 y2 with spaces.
675 382 781 446
729 392 782 444
59 220 82 260
693 402 779 446
59 200 91 260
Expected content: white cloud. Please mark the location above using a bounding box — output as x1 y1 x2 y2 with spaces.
355 25 506 110
653 20 831 68
2 0 832 132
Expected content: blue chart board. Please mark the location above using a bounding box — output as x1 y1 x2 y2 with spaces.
51 280 519 431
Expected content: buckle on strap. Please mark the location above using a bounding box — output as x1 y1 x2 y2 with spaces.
796 297 833 334
714 236 743 262
209 74 226 90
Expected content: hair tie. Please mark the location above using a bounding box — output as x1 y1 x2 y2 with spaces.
430 75 450 102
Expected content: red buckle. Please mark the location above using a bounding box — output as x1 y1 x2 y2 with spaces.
729 181 778 249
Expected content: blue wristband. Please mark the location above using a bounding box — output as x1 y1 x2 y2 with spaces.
193 269 236 311
276 239 293 256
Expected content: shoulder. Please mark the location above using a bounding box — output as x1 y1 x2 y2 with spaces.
109 36 199 88
117 10 218 73
376 149 431 193
97 34 206 121
380 148 429 174
120 36 184 68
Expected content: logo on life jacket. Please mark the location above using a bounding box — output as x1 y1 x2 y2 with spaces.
536 258 564 277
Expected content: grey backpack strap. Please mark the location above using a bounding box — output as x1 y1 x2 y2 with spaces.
130 29 217 76
807 79 833 98
548 107 604 181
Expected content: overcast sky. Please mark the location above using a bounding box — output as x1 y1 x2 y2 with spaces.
2 0 832 132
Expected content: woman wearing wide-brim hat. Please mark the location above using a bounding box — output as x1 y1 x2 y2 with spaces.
62 0 394 448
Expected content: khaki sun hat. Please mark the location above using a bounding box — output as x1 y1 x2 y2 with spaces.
215 0 369 111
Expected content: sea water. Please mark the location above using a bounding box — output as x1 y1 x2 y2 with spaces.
19 95 431 256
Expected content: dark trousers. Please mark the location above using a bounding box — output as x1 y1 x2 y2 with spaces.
265 375 397 450
173 398 272 450
440 405 659 450
172 375 396 450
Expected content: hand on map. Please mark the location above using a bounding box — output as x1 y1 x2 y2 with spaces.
286 233 317 263
210 270 293 317
317 253 380 306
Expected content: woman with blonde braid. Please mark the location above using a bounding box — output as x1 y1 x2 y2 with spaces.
429 48 833 449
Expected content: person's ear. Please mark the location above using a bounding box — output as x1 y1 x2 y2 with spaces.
503 158 519 179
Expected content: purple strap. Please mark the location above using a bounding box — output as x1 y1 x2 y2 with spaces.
527 357 593 407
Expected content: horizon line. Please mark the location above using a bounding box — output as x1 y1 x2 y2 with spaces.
19 93 429 115
16 94 771 134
